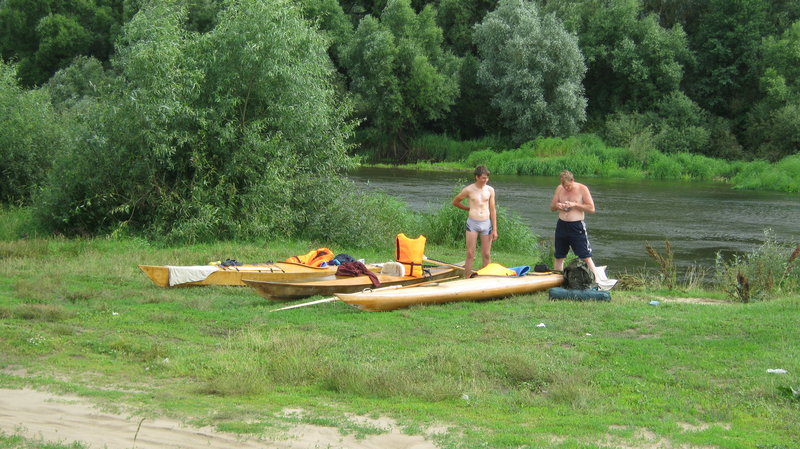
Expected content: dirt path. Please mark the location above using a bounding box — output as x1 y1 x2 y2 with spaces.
0 388 437 449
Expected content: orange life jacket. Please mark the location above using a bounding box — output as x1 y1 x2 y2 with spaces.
285 247 335 267
395 233 426 278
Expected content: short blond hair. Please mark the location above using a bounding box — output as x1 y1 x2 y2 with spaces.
560 170 574 182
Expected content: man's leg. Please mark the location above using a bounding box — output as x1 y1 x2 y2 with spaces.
464 231 478 278
479 233 493 270
582 257 599 281
553 235 568 272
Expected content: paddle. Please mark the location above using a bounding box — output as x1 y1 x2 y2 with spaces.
269 275 461 312
422 256 465 271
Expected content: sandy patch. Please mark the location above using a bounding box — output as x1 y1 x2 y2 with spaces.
601 425 719 449
678 422 732 432
0 388 438 449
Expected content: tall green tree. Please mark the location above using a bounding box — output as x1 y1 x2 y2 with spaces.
435 0 496 55
547 0 690 123
36 0 356 241
686 0 772 119
473 0 586 143
744 20 800 160
298 0 354 64
0 0 125 86
342 0 459 159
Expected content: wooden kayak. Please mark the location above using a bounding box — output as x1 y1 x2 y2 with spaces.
244 266 459 300
335 272 565 311
138 262 376 288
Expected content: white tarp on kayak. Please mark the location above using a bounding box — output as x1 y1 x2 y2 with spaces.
167 265 218 286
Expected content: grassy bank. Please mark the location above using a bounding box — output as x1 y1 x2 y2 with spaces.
1 229 799 448
397 134 800 193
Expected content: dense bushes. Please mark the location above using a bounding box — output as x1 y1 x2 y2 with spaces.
455 134 797 192
408 134 506 162
34 0 356 242
730 155 800 193
0 61 71 205
424 195 541 255
714 230 800 301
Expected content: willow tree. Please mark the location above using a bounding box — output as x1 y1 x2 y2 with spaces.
36 0 355 241
342 0 459 159
473 0 587 144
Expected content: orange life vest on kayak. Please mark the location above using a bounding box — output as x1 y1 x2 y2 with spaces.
395 233 426 277
285 248 335 267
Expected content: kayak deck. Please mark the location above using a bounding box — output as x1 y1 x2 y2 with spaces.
335 273 564 311
244 266 459 300
138 262 365 287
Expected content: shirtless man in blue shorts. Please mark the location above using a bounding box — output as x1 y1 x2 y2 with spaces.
549 170 598 278
453 165 498 278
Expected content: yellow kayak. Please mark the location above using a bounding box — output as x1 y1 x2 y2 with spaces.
335 273 564 311
244 266 458 300
138 262 377 288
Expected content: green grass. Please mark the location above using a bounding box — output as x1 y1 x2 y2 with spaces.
1 232 799 448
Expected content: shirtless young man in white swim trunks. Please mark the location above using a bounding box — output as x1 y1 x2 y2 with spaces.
452 165 498 278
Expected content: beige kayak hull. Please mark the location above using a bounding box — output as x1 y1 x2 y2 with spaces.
244 266 458 300
335 273 564 311
139 262 350 288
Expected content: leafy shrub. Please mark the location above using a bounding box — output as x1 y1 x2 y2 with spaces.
646 153 681 179
673 153 732 181
35 1 356 242
424 196 541 255
653 125 711 154
714 229 800 301
602 112 649 148
301 183 424 249
0 61 70 205
409 134 506 162
731 155 800 193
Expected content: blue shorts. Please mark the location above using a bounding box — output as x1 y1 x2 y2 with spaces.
466 218 492 236
554 219 592 259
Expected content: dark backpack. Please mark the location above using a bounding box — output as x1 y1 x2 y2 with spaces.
564 258 597 290
332 253 356 265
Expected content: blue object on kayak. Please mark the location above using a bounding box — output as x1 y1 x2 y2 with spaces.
548 287 611 301
509 266 531 276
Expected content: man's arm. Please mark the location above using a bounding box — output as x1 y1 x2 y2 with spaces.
550 186 562 212
452 187 470 211
580 186 596 213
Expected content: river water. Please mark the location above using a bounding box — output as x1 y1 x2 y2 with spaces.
350 167 800 274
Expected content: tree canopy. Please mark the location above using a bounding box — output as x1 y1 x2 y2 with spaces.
474 0 587 143
342 0 459 159
35 0 356 241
